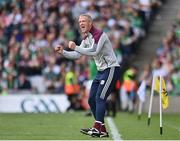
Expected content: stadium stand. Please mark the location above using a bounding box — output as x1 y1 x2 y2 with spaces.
0 0 170 112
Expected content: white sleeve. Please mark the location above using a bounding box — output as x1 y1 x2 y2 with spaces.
74 33 107 56
62 50 82 60
61 40 86 59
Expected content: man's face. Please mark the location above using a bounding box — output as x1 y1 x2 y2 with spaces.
78 16 92 34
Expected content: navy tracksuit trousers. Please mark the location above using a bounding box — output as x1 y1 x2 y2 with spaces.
88 66 120 123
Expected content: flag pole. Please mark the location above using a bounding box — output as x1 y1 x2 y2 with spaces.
138 100 143 120
159 75 163 135
148 75 155 126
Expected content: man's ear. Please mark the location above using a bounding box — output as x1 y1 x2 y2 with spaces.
89 22 93 30
90 22 93 26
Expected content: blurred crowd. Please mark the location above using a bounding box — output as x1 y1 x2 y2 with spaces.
0 0 172 111
121 11 180 113
140 12 180 96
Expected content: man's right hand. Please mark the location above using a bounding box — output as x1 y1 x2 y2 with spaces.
55 45 63 54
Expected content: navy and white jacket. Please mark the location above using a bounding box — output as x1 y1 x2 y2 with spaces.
62 26 120 71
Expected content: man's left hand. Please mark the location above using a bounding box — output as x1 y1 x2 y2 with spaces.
68 41 76 50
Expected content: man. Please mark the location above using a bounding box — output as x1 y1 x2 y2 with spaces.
55 14 120 137
17 73 32 90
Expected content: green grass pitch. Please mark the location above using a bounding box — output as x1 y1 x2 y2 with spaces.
0 112 179 140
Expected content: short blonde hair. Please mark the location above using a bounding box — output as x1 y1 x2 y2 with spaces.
79 14 93 23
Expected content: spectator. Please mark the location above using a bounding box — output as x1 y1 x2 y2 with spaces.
120 66 138 112
64 65 80 111
17 73 32 90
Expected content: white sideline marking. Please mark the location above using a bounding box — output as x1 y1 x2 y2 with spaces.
106 117 122 141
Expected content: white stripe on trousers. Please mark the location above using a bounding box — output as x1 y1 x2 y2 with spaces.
100 67 115 99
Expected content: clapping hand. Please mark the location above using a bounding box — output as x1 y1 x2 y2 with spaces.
68 41 76 50
55 45 63 54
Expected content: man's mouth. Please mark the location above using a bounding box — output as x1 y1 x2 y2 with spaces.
81 26 85 30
